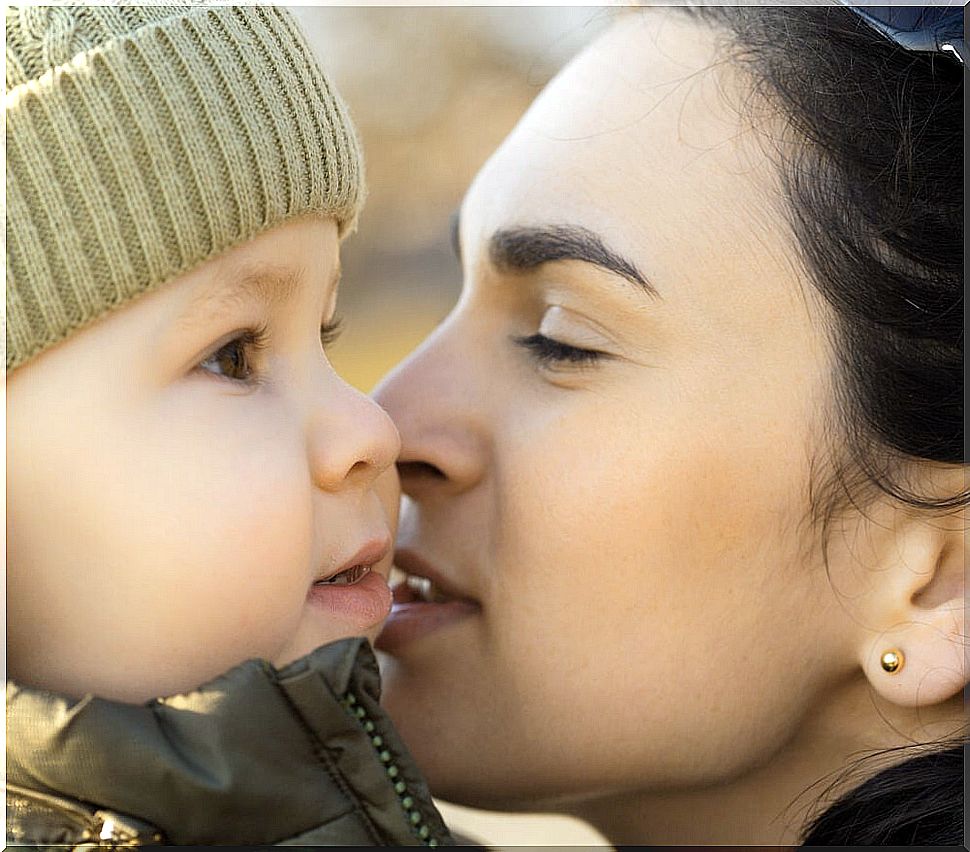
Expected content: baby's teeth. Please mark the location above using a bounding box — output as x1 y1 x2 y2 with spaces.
345 564 367 584
318 564 368 585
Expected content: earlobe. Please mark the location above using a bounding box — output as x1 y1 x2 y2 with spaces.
863 618 965 708
859 514 967 709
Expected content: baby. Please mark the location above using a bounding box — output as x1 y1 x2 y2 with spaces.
6 5 450 846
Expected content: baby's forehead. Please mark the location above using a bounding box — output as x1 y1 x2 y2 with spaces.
175 263 304 331
163 216 342 324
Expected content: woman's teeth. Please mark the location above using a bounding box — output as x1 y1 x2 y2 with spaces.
316 563 370 586
405 574 449 603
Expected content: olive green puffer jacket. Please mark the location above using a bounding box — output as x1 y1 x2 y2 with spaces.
6 638 453 847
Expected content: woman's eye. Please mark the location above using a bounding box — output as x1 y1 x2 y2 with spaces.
513 333 606 367
198 326 268 384
320 317 344 349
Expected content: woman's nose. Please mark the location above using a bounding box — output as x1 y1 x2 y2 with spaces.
372 318 488 498
308 373 401 493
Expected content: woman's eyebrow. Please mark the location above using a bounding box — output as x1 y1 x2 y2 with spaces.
488 224 659 298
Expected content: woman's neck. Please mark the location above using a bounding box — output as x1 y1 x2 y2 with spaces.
572 677 964 846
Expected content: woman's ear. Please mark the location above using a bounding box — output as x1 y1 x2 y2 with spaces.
849 496 967 709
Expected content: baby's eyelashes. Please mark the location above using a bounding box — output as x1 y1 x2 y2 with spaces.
320 317 344 350
197 325 269 385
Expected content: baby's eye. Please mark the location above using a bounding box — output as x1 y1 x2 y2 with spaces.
198 326 268 383
512 333 607 368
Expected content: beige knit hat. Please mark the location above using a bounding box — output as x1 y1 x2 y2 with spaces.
5 4 364 372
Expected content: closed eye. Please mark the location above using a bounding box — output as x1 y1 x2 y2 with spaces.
512 333 607 367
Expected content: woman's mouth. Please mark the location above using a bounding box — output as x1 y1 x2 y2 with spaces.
374 552 480 653
400 574 451 603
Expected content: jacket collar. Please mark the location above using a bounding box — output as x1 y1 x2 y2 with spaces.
7 638 449 846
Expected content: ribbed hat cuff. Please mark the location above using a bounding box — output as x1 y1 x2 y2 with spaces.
6 6 364 371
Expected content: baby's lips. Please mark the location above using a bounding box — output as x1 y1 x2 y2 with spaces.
317 536 392 584
306 568 392 629
371 541 396 583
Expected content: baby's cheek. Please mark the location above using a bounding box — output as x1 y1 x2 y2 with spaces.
160 449 314 658
223 489 312 628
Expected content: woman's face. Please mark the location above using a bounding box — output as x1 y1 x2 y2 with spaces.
374 13 856 808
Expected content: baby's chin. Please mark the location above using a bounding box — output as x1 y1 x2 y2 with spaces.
273 584 392 666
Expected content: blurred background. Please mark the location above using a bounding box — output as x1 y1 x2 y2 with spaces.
289 6 614 847
290 6 614 392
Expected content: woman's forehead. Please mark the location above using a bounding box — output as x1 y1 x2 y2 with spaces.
465 14 773 231
459 12 798 314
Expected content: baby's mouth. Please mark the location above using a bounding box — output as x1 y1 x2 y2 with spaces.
305 537 393 630
312 538 391 589
314 563 371 587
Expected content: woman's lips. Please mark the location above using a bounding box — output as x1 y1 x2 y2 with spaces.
374 552 480 653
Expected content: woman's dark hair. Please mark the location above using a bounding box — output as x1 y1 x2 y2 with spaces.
685 5 964 518
799 742 965 845
679 5 965 846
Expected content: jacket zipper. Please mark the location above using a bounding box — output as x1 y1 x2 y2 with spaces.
340 692 441 847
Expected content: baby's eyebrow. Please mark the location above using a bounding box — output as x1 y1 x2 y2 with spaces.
176 265 304 330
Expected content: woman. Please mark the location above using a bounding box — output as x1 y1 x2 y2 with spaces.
372 5 965 846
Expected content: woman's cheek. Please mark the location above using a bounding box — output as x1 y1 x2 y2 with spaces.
491 418 660 648
498 405 798 671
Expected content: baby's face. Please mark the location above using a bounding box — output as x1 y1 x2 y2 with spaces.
7 216 401 703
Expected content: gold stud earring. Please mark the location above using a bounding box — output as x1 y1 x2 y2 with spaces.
880 649 904 674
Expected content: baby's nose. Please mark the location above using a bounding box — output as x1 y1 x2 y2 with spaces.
307 380 401 492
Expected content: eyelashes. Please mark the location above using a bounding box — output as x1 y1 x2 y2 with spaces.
200 324 601 386
198 324 270 384
198 317 345 385
319 317 343 349
512 333 606 367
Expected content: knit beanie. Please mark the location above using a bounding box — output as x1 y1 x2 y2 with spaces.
6 4 364 372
